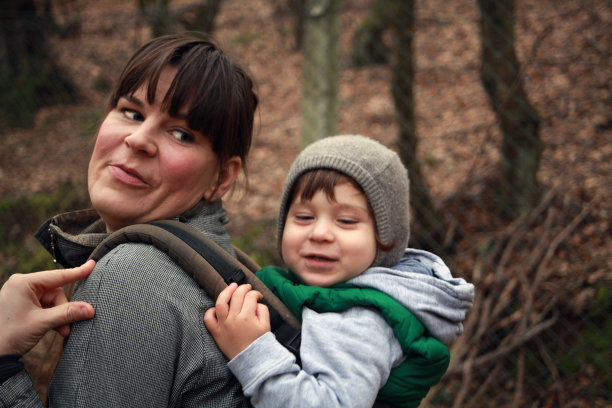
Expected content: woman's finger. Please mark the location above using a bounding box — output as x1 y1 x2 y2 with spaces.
40 286 69 309
31 260 96 294
35 301 95 333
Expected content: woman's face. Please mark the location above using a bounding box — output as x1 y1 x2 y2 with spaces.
88 68 232 232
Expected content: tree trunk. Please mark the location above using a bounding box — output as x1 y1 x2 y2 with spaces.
478 0 541 219
300 0 340 148
0 0 74 128
350 0 389 68
138 0 173 37
388 0 446 251
275 0 307 50
180 0 223 33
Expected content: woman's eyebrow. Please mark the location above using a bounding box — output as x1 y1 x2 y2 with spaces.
120 94 190 121
122 94 144 107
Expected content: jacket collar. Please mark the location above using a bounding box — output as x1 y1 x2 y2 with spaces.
34 199 230 268
35 209 108 268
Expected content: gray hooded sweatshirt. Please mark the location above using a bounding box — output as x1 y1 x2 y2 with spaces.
227 248 475 408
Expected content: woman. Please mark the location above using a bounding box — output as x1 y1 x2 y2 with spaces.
0 32 257 407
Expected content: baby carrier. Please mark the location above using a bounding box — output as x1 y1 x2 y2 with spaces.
89 219 302 358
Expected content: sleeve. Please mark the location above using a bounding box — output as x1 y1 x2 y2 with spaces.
49 243 246 408
227 306 403 408
0 370 43 408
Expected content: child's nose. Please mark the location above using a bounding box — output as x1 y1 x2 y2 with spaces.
124 123 158 156
308 219 334 242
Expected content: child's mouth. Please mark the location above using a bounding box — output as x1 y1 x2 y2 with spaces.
306 255 333 262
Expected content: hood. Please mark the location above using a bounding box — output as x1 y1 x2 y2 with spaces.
349 248 475 345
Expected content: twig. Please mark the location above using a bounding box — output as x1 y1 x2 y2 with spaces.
491 308 521 332
451 348 476 408
536 337 565 405
490 276 518 322
463 362 504 407
533 204 590 288
448 313 558 374
449 290 481 367
520 208 557 328
473 294 493 344
512 347 525 407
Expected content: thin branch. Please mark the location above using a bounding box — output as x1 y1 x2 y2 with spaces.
512 347 525 407
536 337 564 404
449 313 558 374
533 204 590 287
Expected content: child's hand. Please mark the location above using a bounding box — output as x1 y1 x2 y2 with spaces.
204 282 271 360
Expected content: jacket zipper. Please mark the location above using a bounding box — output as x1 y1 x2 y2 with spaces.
49 226 58 263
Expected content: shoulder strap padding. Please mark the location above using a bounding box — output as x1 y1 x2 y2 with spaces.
88 220 301 352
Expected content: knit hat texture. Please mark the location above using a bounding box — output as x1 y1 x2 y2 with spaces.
278 134 410 267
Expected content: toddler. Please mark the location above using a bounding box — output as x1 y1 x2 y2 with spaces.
205 135 475 407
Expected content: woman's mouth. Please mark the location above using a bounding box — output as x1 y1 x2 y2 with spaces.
109 164 148 187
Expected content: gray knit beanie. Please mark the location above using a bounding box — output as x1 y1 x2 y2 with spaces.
277 134 410 267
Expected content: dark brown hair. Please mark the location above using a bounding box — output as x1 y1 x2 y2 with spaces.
108 32 258 184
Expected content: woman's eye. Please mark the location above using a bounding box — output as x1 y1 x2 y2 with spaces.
123 109 144 121
170 129 195 143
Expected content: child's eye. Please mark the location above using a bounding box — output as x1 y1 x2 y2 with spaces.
294 213 314 222
338 218 358 226
170 129 195 143
122 109 144 122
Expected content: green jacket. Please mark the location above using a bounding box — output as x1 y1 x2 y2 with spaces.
257 266 450 408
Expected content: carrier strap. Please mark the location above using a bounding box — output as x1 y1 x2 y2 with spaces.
89 220 301 358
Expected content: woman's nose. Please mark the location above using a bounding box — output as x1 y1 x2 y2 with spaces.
124 123 158 156
308 218 334 242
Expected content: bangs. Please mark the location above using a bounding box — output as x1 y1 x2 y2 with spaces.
292 169 360 203
112 47 225 144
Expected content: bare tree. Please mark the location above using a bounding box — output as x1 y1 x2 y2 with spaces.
387 0 446 251
274 0 308 50
300 0 341 148
138 0 173 36
178 0 223 34
350 0 389 68
478 0 542 219
138 0 223 38
0 0 74 128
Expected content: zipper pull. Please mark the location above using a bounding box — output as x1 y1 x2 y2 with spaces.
49 227 58 264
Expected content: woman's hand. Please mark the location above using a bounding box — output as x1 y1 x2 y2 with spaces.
204 283 271 360
0 260 96 355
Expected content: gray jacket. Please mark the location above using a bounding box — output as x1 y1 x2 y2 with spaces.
0 201 249 408
227 249 475 408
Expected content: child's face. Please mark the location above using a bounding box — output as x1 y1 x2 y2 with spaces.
281 182 377 287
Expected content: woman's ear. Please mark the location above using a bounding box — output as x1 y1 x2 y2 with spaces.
203 157 242 202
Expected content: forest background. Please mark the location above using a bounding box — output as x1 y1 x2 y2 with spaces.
0 0 610 407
